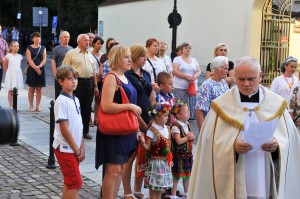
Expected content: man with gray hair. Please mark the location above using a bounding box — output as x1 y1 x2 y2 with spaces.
87 32 95 52
62 34 99 139
189 56 300 198
51 31 73 99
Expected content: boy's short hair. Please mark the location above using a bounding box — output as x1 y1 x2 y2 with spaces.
56 65 79 80
157 71 172 86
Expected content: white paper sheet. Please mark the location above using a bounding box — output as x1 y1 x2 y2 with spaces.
243 118 279 151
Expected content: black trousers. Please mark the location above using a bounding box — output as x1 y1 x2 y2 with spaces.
74 78 94 135
54 79 62 100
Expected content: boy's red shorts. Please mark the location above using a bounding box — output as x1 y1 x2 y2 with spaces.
54 148 82 189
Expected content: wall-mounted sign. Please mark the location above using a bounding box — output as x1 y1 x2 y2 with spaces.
98 21 103 37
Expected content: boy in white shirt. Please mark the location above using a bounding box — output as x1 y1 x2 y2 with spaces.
53 65 85 199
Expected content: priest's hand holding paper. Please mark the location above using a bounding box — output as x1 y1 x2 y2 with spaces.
261 138 278 152
235 140 253 154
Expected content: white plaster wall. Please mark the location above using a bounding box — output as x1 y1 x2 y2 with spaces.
289 23 300 60
98 0 255 68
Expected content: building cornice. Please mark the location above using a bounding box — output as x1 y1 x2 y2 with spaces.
100 0 144 7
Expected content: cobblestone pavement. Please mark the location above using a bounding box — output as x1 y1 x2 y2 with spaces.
0 142 101 199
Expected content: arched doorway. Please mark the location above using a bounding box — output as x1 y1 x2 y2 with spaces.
260 0 292 85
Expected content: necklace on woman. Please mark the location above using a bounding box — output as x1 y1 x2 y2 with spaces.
284 76 294 95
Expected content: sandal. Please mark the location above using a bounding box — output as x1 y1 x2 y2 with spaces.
36 107 42 112
29 107 34 112
181 192 188 199
124 193 135 199
133 191 149 199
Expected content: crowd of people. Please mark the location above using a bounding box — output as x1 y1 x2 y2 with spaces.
1 24 300 199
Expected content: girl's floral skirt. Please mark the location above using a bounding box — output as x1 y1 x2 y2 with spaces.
144 159 173 192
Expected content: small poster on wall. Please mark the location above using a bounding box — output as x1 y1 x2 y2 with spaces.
98 21 103 37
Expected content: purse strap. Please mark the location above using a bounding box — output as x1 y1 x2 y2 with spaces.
105 71 130 104
147 58 157 82
92 54 101 66
32 46 41 61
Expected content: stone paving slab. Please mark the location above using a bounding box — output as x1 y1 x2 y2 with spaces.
0 142 101 199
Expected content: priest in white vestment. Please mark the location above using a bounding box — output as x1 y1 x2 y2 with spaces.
188 56 300 199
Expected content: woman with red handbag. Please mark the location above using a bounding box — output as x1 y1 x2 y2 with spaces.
172 42 201 120
95 44 142 199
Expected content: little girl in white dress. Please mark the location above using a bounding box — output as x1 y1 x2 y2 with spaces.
3 41 24 108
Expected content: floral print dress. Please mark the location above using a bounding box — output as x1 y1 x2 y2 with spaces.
195 78 229 115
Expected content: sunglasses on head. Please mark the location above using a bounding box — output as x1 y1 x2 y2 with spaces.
285 57 298 63
139 77 147 87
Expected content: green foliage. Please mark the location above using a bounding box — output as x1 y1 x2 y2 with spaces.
0 0 106 47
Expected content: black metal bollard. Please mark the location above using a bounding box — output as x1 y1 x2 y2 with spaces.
12 87 18 111
10 87 20 146
46 100 56 169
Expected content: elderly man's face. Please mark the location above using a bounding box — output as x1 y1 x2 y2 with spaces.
235 63 262 96
78 35 89 51
60 32 70 45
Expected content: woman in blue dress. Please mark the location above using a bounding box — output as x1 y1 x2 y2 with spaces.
95 44 142 199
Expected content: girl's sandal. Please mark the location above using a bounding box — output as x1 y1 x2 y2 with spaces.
36 107 42 112
29 107 34 112
124 193 135 199
133 191 149 199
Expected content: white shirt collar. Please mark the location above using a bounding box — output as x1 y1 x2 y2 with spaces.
152 122 166 130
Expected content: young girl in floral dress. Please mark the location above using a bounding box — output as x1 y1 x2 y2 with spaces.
139 102 173 199
170 100 195 198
